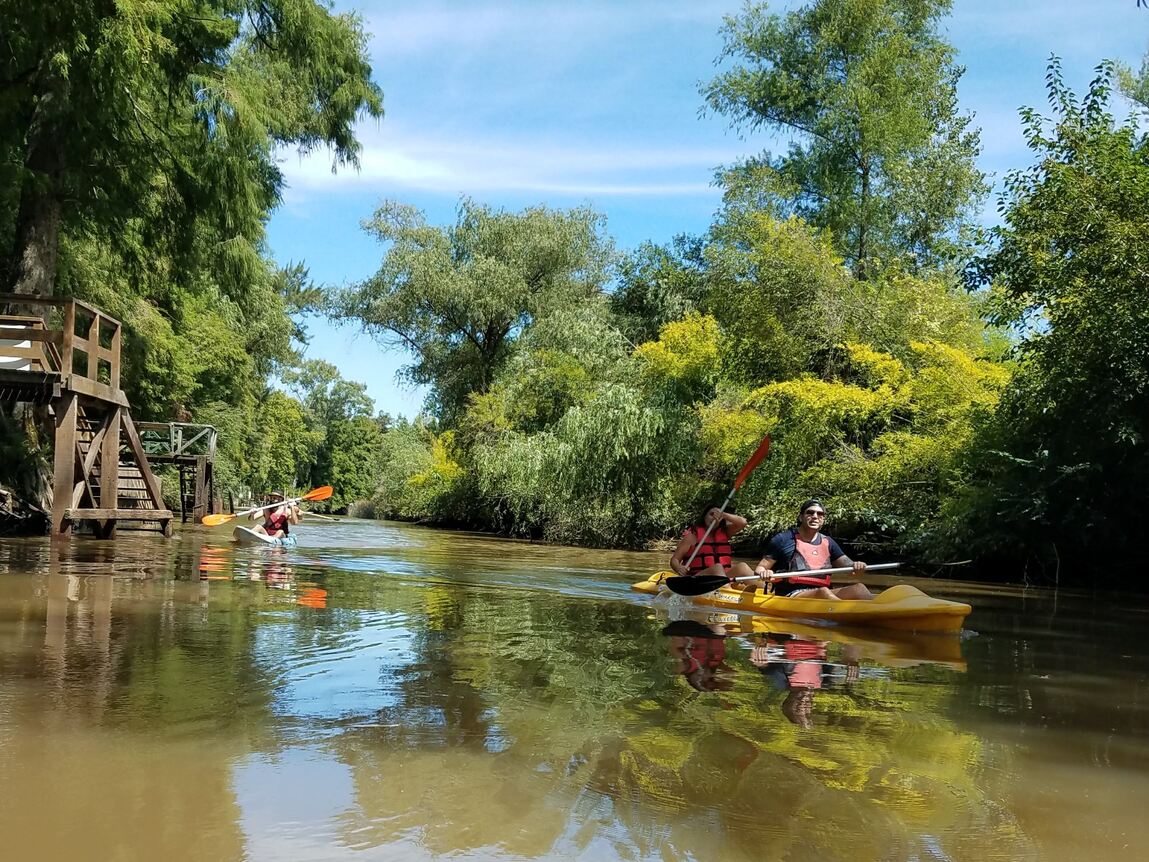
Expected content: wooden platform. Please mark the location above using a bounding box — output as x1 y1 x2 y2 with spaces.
0 293 199 538
137 422 217 522
0 367 60 403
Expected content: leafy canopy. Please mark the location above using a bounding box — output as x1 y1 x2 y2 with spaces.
331 199 615 422
1 0 383 296
703 0 985 275
956 59 1149 572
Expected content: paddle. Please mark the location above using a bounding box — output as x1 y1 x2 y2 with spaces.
665 562 902 596
201 486 333 526
679 435 772 572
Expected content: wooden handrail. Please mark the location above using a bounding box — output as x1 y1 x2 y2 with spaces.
0 293 122 328
136 421 218 458
0 294 121 387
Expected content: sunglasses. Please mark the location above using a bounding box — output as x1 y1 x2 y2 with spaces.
802 510 826 517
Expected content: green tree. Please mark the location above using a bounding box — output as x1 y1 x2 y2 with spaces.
611 236 708 345
282 358 385 507
702 0 985 275
1118 50 1149 111
0 0 382 297
371 420 464 521
331 198 615 423
704 208 991 388
954 60 1149 576
282 359 374 429
326 414 387 508
248 390 322 493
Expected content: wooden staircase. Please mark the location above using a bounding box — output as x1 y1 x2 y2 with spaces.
59 398 174 537
0 293 173 537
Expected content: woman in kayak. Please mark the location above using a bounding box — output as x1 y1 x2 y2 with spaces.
665 620 734 693
752 499 869 600
668 506 756 581
250 490 302 539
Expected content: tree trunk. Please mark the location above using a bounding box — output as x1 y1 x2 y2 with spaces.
7 91 65 297
8 140 64 297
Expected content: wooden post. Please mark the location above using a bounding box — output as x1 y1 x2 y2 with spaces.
206 459 214 515
178 466 188 522
193 455 209 522
82 311 95 379
100 406 120 538
108 317 120 391
60 301 75 379
51 392 77 535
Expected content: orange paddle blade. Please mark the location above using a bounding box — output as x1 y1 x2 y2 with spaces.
303 485 333 501
201 512 237 527
733 435 771 489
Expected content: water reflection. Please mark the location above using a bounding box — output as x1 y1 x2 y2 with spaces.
663 619 734 692
0 523 1148 860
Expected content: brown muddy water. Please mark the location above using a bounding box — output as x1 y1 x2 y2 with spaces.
0 519 1147 861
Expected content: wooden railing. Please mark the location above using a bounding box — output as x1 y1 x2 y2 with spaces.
0 293 123 401
0 293 122 383
136 422 218 460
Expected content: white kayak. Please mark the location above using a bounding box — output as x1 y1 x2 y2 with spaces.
232 525 297 548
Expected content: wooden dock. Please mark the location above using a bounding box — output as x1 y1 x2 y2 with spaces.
137 422 217 523
0 293 185 537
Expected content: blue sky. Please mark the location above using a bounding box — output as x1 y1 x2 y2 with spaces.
266 0 1149 419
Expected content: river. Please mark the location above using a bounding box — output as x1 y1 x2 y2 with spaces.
0 518 1147 861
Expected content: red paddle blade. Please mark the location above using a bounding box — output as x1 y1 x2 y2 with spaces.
302 486 334 502
733 435 771 489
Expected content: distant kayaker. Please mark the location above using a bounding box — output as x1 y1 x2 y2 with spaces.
250 491 302 539
669 506 756 581
752 499 871 600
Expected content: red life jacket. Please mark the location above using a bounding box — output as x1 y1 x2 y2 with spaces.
785 531 833 588
687 524 733 572
262 509 289 535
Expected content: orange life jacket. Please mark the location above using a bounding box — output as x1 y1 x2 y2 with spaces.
785 531 833 588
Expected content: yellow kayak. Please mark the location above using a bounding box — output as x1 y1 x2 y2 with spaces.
632 572 971 633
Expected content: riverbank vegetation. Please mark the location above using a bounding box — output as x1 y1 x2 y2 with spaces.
0 0 383 506
3 0 1146 581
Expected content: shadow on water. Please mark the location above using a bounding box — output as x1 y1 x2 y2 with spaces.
0 519 1147 860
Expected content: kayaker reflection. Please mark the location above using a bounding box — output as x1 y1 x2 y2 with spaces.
753 499 871 600
668 506 756 580
751 634 860 729
663 620 735 692
250 490 302 539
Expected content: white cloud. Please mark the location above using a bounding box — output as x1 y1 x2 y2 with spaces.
362 0 734 60
279 129 736 198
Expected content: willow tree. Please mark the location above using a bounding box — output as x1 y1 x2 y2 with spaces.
702 0 985 276
0 0 382 297
331 199 615 423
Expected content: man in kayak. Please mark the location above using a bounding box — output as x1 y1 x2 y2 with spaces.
752 499 870 600
668 506 756 581
250 491 302 539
